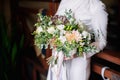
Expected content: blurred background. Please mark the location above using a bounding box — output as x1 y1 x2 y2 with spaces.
0 0 120 80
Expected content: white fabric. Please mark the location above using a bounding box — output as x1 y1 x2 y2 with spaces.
47 0 108 80
56 0 108 52
70 57 91 80
47 50 67 80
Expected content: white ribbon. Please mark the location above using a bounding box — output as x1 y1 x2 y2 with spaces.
47 49 67 80
101 66 110 80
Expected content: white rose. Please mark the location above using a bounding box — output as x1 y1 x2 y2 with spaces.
88 33 91 40
48 21 52 25
56 25 65 30
80 42 85 46
59 36 66 44
36 27 43 33
60 30 66 36
82 31 88 38
47 27 55 34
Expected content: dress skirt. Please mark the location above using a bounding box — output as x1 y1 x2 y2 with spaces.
47 56 91 80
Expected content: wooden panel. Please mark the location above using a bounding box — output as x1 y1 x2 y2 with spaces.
39 0 61 2
47 2 59 16
94 50 120 65
92 63 120 79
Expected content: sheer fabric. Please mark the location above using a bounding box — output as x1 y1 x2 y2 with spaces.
47 0 108 80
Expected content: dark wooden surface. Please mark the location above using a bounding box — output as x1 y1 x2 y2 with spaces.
31 0 61 2
95 50 120 65
92 63 120 79
91 49 120 79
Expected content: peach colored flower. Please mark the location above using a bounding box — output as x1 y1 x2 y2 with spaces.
72 30 82 42
65 31 76 43
49 38 57 48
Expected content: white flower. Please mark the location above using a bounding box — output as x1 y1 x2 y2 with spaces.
69 18 74 23
88 33 91 40
47 27 55 34
82 31 88 38
36 27 43 33
60 30 66 36
56 25 65 30
80 42 85 46
58 36 66 44
48 21 52 25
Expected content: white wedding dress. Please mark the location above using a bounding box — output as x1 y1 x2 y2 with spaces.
47 0 108 80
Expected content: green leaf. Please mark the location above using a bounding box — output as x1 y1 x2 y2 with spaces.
11 43 17 65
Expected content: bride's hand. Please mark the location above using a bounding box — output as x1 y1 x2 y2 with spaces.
90 41 99 48
84 42 100 58
46 56 55 65
64 54 78 60
64 56 73 60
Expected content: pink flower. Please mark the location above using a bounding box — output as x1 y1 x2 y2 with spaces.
72 30 82 42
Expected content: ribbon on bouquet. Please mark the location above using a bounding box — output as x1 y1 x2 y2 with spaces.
47 49 67 80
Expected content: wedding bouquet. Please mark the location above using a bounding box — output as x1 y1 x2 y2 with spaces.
32 10 98 64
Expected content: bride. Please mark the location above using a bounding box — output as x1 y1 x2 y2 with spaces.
47 0 108 80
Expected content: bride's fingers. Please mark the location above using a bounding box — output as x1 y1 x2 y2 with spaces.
46 56 53 64
64 53 80 60
64 56 74 60
90 42 99 48
46 56 53 60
